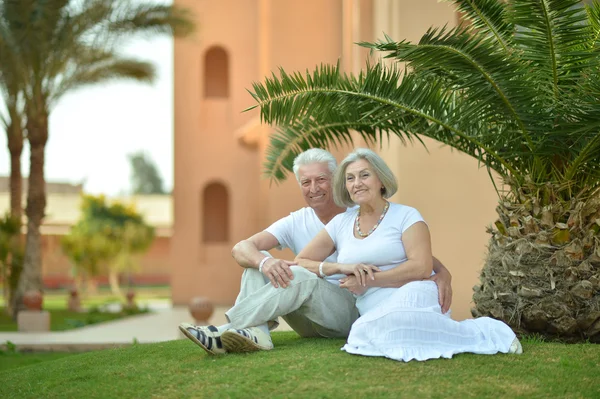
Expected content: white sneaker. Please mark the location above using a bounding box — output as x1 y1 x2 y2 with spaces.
508 337 523 354
221 327 274 353
178 322 226 355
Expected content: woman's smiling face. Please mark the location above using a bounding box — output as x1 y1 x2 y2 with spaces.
345 159 383 205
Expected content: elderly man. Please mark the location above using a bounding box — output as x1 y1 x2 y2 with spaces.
179 148 453 355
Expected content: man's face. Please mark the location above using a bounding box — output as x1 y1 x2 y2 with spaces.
297 162 334 211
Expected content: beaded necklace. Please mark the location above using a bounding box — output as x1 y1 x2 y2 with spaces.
355 201 390 238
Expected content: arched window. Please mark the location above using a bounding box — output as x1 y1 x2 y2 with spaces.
203 46 229 98
202 182 229 242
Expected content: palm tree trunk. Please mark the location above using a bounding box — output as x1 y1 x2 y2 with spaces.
5 117 24 317
108 269 123 297
472 188 600 342
85 275 98 296
13 110 48 316
7 119 23 220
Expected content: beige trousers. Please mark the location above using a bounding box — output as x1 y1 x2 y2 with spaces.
226 266 358 338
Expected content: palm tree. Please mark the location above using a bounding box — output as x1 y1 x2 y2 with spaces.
0 0 193 315
0 65 25 222
248 0 600 342
0 9 27 315
0 0 28 223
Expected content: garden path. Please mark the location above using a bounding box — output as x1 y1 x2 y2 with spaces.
0 304 292 351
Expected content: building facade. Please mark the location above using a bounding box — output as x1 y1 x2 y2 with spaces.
172 0 500 320
0 181 172 289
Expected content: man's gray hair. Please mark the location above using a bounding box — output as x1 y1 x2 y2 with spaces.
333 148 398 207
293 148 337 182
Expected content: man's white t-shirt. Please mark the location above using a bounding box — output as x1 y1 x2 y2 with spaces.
265 207 348 285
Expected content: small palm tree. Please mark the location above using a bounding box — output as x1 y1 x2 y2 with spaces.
248 0 600 342
0 62 25 222
0 0 193 315
1 2 33 315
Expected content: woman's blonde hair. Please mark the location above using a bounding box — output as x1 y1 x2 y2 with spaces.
333 148 398 207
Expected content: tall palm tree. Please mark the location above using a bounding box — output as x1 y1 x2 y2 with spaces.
1 0 193 315
248 0 600 342
0 1 27 220
0 5 28 315
0 75 25 222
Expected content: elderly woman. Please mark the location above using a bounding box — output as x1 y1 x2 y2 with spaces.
296 148 521 362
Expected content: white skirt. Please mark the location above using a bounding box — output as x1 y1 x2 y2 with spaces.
342 281 516 362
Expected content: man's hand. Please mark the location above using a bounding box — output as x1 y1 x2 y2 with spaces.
340 275 368 296
262 258 296 288
427 270 453 313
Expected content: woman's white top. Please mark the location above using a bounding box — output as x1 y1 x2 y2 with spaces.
324 202 426 295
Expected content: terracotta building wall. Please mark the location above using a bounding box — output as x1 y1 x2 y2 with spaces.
40 235 171 288
172 0 499 320
258 0 348 231
172 0 261 304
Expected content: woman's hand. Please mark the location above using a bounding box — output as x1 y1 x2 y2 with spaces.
338 263 380 286
340 275 368 296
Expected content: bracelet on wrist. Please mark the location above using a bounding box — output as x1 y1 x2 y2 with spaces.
258 257 270 273
318 262 326 278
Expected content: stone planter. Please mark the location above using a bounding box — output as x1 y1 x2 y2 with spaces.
68 288 82 312
19 290 50 332
23 290 43 311
125 290 136 309
189 297 214 323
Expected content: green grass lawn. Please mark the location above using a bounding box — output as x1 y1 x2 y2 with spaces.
0 332 598 399
0 285 171 310
0 351 76 372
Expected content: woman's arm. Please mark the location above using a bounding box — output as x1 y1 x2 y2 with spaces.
295 229 380 284
342 221 433 290
295 229 337 275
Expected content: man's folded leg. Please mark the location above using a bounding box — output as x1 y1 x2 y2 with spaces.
225 266 358 341
232 254 281 331
180 259 276 355
282 283 358 338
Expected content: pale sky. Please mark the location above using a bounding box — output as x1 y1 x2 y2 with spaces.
0 2 174 196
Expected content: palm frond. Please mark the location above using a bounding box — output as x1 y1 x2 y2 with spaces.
253 63 522 182
510 0 595 97
0 0 194 109
50 53 155 104
361 26 543 151
106 1 195 39
251 1 600 195
0 3 27 131
563 73 600 186
586 0 600 49
450 0 513 52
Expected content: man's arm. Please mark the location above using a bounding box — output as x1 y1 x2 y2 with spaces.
231 231 280 269
428 256 453 314
231 231 295 288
